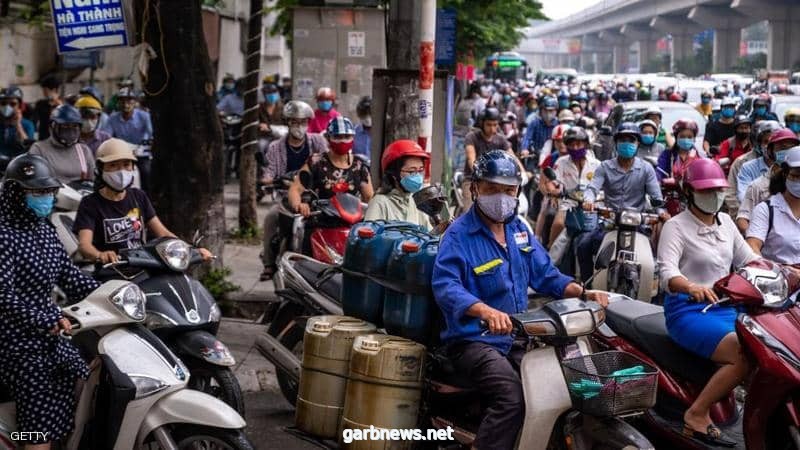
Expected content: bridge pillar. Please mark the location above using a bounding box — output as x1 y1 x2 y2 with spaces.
638 39 658 71
712 27 741 72
731 0 800 69
767 8 800 70
612 44 629 74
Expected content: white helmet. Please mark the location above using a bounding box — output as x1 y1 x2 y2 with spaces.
282 101 313 120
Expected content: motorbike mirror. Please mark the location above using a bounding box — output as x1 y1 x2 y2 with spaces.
595 242 615 271
543 167 557 181
413 184 447 224
299 171 312 189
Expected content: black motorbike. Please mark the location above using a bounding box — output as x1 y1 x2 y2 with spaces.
98 237 245 414
221 114 242 180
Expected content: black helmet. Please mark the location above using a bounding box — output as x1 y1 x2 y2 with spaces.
0 87 23 101
734 115 753 128
356 96 372 117
4 154 62 190
563 126 590 145
614 122 641 141
472 150 521 186
479 107 502 124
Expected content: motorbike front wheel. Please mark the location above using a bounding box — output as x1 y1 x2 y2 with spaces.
186 362 246 416
169 424 254 450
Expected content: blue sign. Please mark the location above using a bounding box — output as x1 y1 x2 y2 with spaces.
62 50 102 69
435 8 457 66
50 0 129 54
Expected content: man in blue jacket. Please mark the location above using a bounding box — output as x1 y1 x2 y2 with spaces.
432 150 608 450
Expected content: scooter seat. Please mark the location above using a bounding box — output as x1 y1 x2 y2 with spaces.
293 258 342 302
427 352 475 393
605 300 718 386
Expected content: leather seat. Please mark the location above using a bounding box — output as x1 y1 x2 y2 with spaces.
605 300 718 386
293 258 342 302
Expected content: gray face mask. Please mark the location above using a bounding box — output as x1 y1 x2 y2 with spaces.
0 105 13 118
102 169 135 191
476 192 518 223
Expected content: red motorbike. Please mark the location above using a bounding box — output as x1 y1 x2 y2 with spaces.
593 258 800 449
275 171 365 265
660 176 685 217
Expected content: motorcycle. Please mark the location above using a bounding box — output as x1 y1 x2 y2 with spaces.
221 114 242 180
0 280 253 450
643 155 685 217
274 171 365 266
95 237 244 415
426 296 655 449
51 180 95 264
593 259 800 449
590 206 661 303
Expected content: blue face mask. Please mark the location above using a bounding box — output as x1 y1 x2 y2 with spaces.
754 145 764 157
640 134 655 145
677 138 694 151
616 142 638 159
789 123 800 134
318 100 333 112
701 97 711 105
721 107 735 118
265 92 280 104
755 106 767 116
25 194 55 218
775 150 789 164
400 173 424 193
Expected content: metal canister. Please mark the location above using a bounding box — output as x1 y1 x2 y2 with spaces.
295 315 377 438
340 334 426 449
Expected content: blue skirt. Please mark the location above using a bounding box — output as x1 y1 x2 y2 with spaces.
664 293 739 359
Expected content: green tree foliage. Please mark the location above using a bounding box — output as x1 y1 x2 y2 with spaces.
439 0 545 61
267 0 545 61
675 39 712 77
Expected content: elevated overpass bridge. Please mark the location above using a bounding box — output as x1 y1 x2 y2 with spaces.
522 0 799 73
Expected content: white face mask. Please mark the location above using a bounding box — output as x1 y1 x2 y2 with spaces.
81 119 98 133
102 169 135 192
289 124 307 140
693 190 726 214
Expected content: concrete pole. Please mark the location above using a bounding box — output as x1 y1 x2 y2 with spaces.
612 44 628 74
768 11 800 70
417 0 435 153
638 39 657 71
712 28 741 72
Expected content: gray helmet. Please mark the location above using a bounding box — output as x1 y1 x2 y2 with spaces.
4 154 62 190
282 100 313 120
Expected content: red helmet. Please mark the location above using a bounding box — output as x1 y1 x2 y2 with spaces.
767 128 800 149
684 158 729 191
380 139 430 172
316 87 336 101
672 118 699 136
668 92 683 102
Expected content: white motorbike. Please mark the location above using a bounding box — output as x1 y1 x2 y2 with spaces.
52 180 94 264
0 280 253 449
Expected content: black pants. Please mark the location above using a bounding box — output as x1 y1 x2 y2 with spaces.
447 341 526 450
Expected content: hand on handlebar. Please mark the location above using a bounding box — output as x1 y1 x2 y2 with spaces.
96 251 119 264
582 201 595 212
50 317 72 336
658 211 671 222
688 283 719 304
479 306 513 335
296 203 311 218
197 247 215 262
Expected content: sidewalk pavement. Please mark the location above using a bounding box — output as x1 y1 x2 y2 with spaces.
220 182 282 393
219 317 282 394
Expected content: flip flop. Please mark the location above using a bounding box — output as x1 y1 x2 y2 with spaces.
682 423 736 448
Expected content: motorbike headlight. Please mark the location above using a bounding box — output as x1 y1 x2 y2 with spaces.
110 284 146 321
740 314 800 371
560 310 596 336
619 210 642 227
738 266 789 307
208 302 222 322
130 374 169 399
155 239 191 271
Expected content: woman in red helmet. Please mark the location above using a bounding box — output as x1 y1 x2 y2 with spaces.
655 118 700 182
364 139 433 230
658 158 758 446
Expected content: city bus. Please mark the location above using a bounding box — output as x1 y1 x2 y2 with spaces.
484 52 529 81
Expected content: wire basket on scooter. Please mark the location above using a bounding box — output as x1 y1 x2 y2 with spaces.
561 351 658 417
